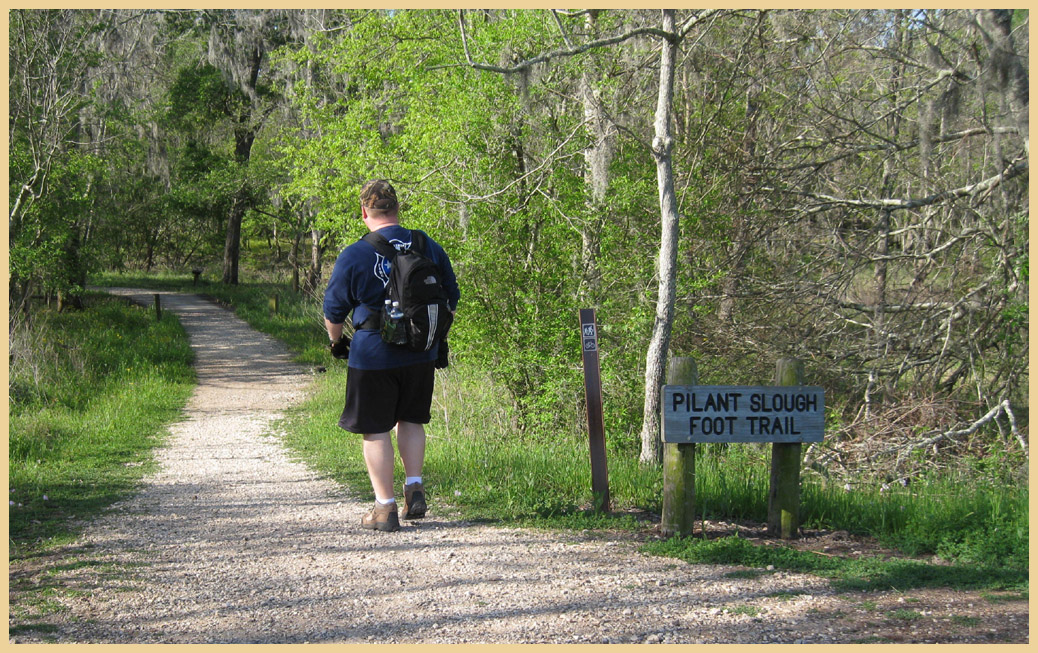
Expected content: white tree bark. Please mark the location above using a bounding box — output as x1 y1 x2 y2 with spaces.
638 9 681 465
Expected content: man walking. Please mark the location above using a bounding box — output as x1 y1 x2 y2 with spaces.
323 179 459 532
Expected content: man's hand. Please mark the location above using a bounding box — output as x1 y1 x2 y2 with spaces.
330 335 351 360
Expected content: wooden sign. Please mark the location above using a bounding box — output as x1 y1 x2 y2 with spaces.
662 385 824 443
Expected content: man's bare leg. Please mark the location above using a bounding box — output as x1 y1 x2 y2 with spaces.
395 421 426 477
362 431 396 501
396 421 428 518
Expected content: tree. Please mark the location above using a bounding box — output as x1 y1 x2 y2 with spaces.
442 8 722 460
7 10 153 312
160 9 293 284
9 10 98 314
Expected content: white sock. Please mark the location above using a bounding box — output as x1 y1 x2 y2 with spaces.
405 476 422 486
376 496 396 505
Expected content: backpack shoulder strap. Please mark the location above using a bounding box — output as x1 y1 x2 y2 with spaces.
361 231 398 259
409 230 427 255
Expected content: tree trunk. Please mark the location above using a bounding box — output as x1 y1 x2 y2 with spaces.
576 13 609 302
303 227 325 295
639 9 681 465
976 10 1029 157
222 188 248 284
220 39 262 285
717 75 763 324
290 230 302 293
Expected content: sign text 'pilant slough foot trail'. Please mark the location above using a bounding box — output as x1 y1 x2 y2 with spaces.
662 386 825 444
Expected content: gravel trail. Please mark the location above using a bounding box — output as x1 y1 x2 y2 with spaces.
8 290 1027 644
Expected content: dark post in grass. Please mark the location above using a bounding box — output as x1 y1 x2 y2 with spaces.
154 294 162 321
768 357 804 539
578 308 610 513
269 293 280 314
662 356 697 537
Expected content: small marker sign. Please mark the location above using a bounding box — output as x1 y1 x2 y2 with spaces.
582 323 598 351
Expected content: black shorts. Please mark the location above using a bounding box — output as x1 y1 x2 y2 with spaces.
338 361 436 434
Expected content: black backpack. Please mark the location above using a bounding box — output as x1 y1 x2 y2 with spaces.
362 230 453 352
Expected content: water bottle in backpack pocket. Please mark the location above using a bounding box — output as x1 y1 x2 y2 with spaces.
380 299 408 346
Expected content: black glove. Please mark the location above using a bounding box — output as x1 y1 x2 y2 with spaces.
330 335 351 360
434 339 449 369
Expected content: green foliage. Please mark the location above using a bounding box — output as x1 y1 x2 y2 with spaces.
9 147 103 300
8 294 195 552
275 10 584 436
168 63 248 129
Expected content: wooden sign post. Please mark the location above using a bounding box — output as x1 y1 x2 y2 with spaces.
768 358 807 539
579 309 610 513
662 357 698 537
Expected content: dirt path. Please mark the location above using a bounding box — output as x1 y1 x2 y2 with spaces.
8 290 1028 644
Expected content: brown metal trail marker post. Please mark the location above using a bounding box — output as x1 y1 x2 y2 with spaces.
578 309 610 513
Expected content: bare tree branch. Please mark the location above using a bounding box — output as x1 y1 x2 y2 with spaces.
871 400 1025 462
766 157 1027 214
764 126 1019 173
434 9 721 74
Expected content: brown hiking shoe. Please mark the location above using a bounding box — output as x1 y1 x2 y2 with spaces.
403 482 427 519
361 501 400 532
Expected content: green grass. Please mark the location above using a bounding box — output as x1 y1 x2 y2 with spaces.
727 605 761 617
9 293 195 554
641 534 1027 593
689 444 1028 571
799 471 1029 570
